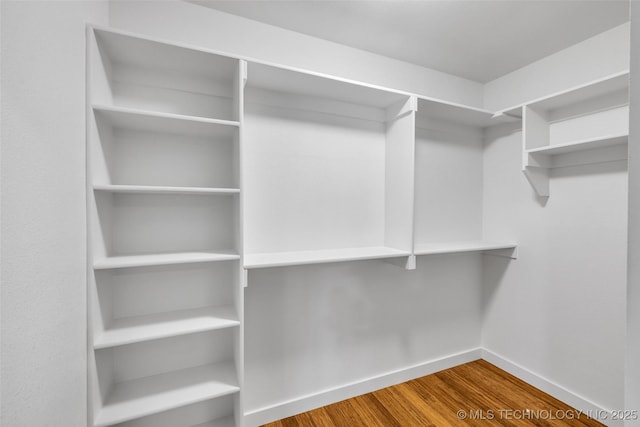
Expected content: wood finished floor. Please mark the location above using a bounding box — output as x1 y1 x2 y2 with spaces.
262 360 604 426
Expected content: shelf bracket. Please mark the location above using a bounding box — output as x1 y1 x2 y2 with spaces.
383 255 416 270
483 247 518 260
386 96 417 122
240 60 248 87
242 268 248 287
523 166 549 198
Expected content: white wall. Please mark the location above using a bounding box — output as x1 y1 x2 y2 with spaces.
483 125 627 412
0 1 108 426
245 256 483 418
626 2 640 425
0 1 631 425
107 0 484 108
481 18 630 415
484 23 630 111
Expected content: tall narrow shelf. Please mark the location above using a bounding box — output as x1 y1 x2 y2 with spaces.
514 71 630 197
87 26 245 427
243 63 416 270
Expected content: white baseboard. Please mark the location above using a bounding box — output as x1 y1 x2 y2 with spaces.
482 349 622 427
244 348 482 427
244 348 619 427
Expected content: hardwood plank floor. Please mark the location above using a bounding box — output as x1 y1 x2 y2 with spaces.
262 360 604 426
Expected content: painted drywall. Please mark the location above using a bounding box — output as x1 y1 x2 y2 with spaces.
484 23 630 112
0 1 108 426
482 128 628 413
107 0 484 108
245 255 484 415
626 3 640 425
481 17 630 415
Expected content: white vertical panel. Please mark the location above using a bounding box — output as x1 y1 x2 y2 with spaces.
523 106 550 150
626 2 640 424
233 59 247 427
384 96 415 252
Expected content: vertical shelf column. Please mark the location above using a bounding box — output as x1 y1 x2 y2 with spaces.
522 105 551 197
87 26 246 427
384 96 417 270
233 59 247 427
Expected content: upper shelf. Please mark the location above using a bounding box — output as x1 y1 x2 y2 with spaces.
527 134 628 156
244 246 411 269
247 62 410 111
416 97 516 128
501 71 629 118
90 27 241 121
93 28 237 90
93 105 239 138
414 241 517 256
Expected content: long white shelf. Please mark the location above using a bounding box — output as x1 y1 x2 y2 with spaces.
94 184 240 195
414 241 517 256
526 134 628 156
244 246 411 269
93 105 239 138
248 62 408 110
94 362 239 427
500 71 629 117
94 251 240 270
417 97 516 128
94 306 240 349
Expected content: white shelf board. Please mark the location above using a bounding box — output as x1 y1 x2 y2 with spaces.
414 241 517 256
94 251 240 270
93 105 239 138
94 28 237 85
526 134 628 156
93 362 239 427
244 246 411 269
94 306 240 350
94 185 240 195
417 97 516 128
191 416 235 427
248 62 408 110
500 71 629 117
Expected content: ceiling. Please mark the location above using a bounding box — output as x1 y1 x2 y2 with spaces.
190 0 629 83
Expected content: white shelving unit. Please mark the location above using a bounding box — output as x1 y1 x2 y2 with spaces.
86 24 524 427
87 26 245 427
510 71 630 197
